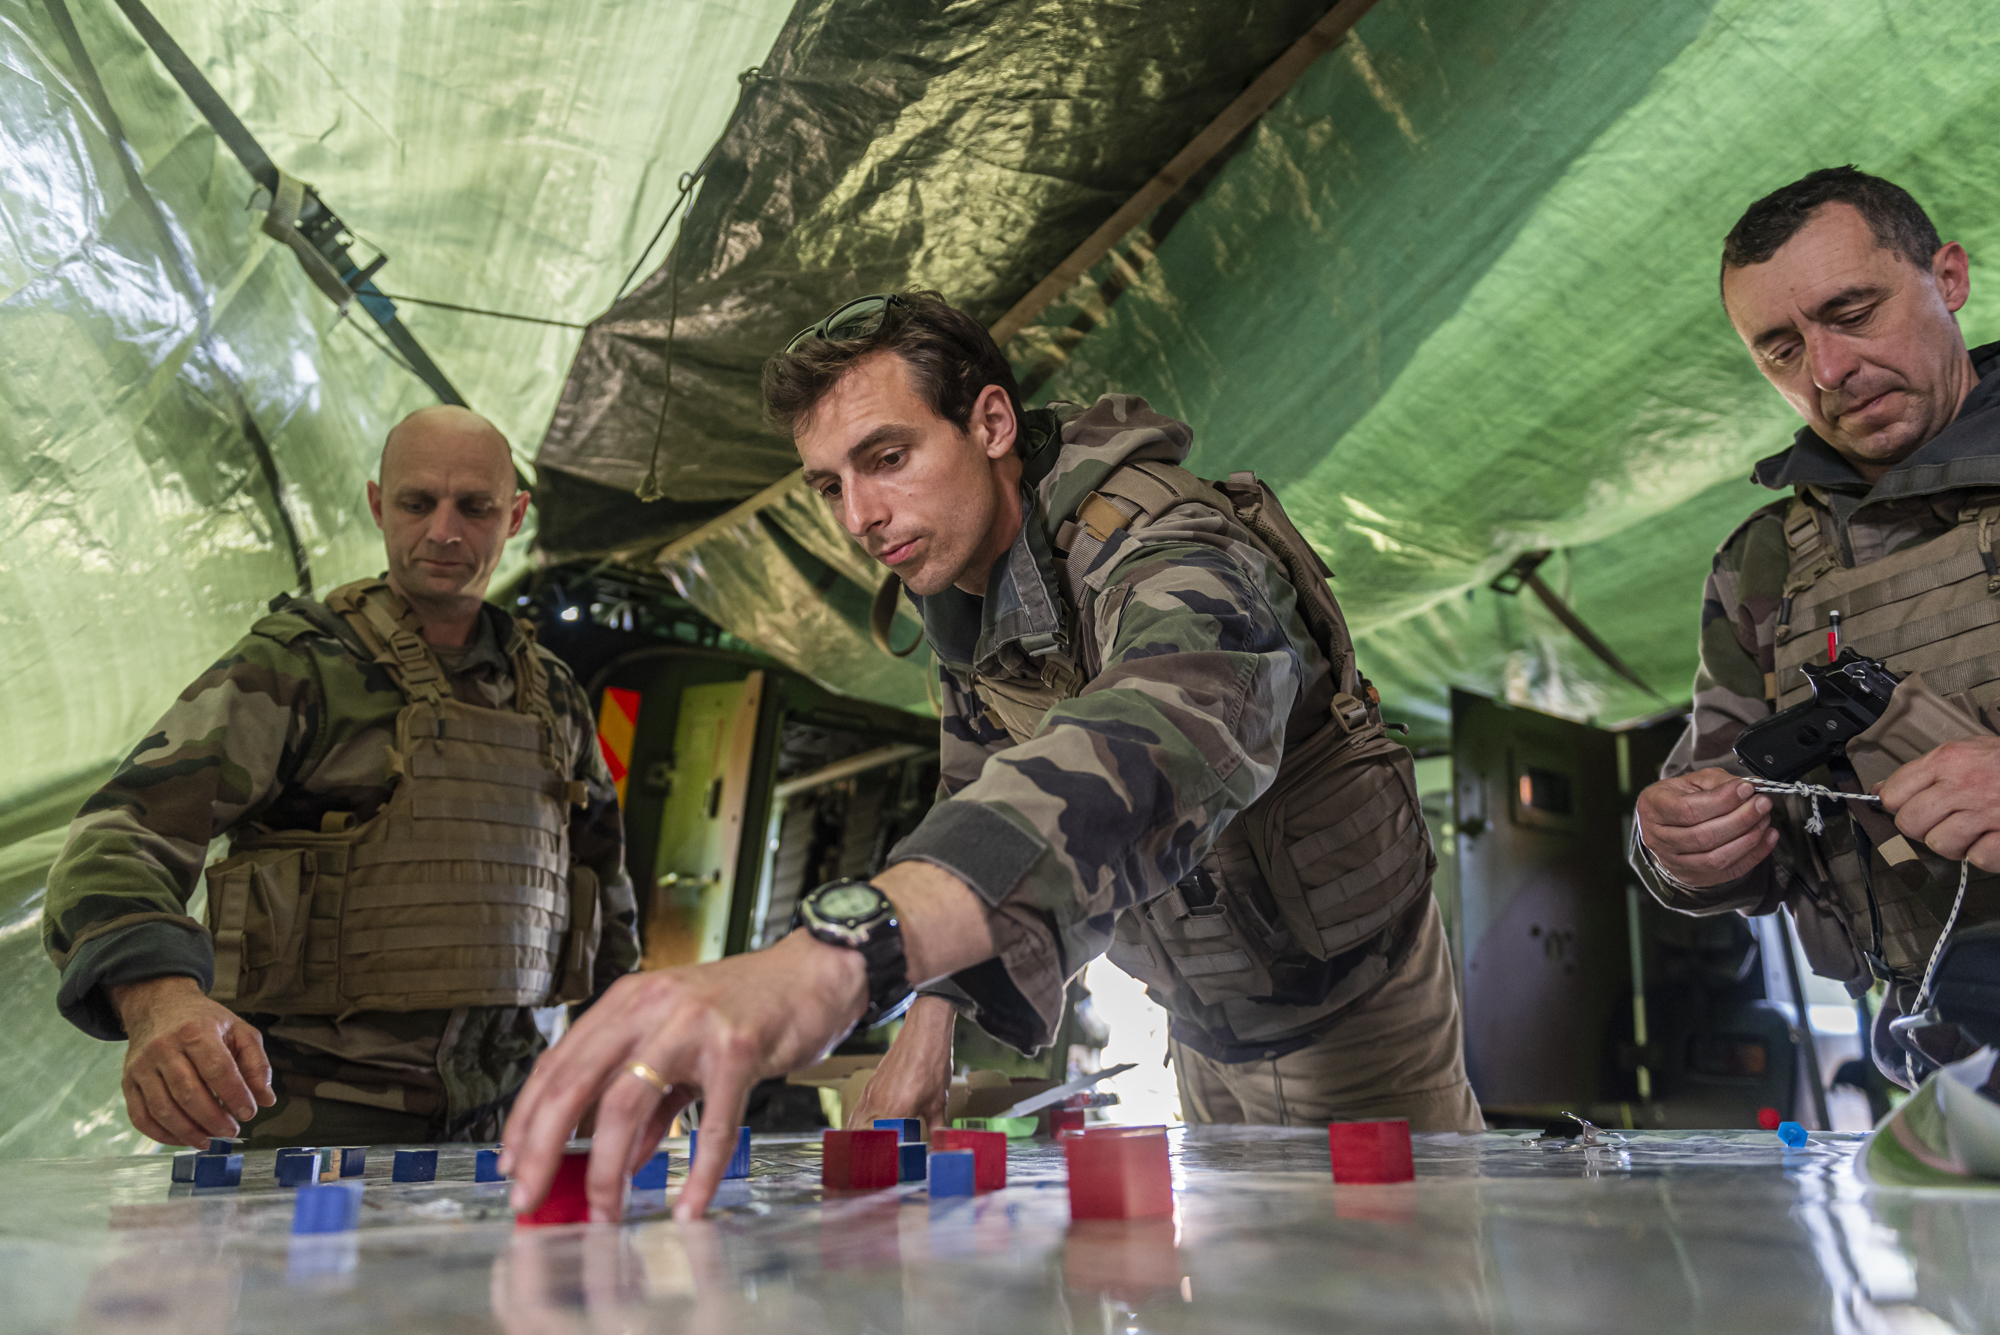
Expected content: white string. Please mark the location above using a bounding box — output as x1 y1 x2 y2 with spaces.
1918 859 1971 1011
1744 778 1882 835
1747 778 1971 1011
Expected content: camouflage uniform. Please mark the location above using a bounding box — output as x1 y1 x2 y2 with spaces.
43 584 640 1143
888 395 1478 1128
1633 341 2000 1081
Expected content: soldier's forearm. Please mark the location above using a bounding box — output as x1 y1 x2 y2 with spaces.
872 861 996 986
108 974 207 1030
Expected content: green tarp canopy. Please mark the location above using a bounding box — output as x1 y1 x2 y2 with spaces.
5 0 1996 1154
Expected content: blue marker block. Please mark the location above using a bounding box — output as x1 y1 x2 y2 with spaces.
392 1148 437 1183
690 1126 751 1179
1777 1121 1808 1148
292 1181 363 1235
332 1147 367 1178
205 1137 239 1156
475 1149 505 1183
928 1149 975 1198
171 1152 196 1183
874 1118 924 1143
275 1148 326 1188
631 1150 672 1190
192 1153 243 1189
899 1141 928 1183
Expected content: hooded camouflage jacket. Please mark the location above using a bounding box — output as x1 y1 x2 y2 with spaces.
42 586 640 1135
1633 341 2000 1011
888 395 1421 1058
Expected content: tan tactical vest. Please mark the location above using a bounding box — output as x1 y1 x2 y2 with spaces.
971 461 1434 1010
1770 495 2000 981
203 579 600 1014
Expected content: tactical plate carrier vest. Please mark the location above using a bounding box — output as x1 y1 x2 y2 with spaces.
203 579 600 1014
969 458 1434 1022
1771 495 2000 984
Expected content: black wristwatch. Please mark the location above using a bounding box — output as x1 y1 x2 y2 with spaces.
795 878 914 1029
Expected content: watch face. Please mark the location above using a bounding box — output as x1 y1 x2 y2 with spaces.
815 883 883 922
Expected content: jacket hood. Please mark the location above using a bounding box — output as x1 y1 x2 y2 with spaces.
912 394 1196 679
1752 340 2000 499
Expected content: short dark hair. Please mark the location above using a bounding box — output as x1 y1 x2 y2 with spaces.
1721 166 1942 281
761 290 1021 438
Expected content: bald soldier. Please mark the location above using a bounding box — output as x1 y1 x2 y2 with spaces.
43 407 639 1147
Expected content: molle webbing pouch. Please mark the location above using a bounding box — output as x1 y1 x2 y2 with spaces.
1774 495 2000 713
337 697 574 1009
1011 461 1431 1002
1771 503 2000 979
1237 694 1434 961
206 577 587 1015
1129 861 1279 1008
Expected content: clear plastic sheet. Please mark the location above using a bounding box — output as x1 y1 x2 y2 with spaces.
1 1129 1995 1332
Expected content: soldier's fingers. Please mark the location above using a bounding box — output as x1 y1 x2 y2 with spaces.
583 1067 666 1222
1890 781 1968 844
185 1028 259 1124
625 1091 692 1177
154 1048 241 1139
134 1068 212 1148
1914 810 1994 863
502 1065 617 1214
675 1083 752 1222
1644 776 1757 829
1878 756 1944 812
1659 823 1777 886
502 1013 653 1210
1965 831 2000 875
1644 794 1770 856
121 1072 180 1147
225 1021 276 1107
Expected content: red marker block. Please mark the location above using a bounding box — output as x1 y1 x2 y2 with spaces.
821 1129 899 1191
1064 1125 1172 1220
931 1128 1007 1192
1327 1119 1414 1184
516 1150 592 1226
1047 1108 1086 1138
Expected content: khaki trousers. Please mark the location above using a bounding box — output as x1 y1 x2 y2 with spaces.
1171 898 1483 1131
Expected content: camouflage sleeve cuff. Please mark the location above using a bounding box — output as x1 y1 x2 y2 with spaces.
888 799 1045 905
56 920 214 1041
1627 815 1775 917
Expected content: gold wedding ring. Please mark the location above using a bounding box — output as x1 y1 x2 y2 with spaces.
627 1062 668 1093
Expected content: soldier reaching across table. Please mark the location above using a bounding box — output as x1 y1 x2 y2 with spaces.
500 292 1476 1222
1633 167 2000 1086
43 406 639 1148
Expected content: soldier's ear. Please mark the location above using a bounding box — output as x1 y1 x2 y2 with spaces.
970 383 1016 461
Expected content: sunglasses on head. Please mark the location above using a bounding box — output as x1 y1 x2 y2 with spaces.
783 293 906 355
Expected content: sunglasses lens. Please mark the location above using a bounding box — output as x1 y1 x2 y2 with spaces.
783 295 897 354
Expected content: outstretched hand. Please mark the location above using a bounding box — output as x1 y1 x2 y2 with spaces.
499 930 866 1222
1878 735 2000 871
844 992 955 1134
